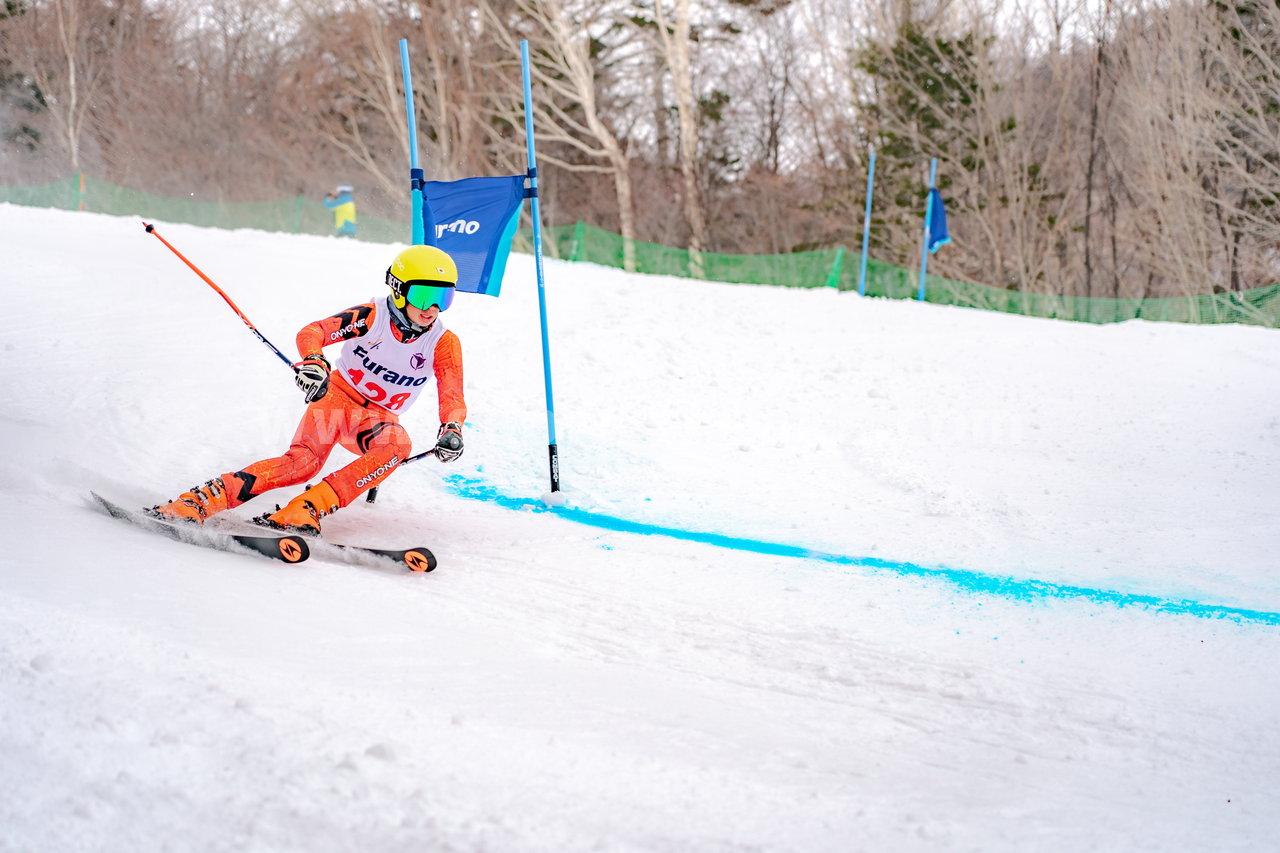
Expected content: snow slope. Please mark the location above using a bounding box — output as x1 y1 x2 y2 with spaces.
2 204 1278 851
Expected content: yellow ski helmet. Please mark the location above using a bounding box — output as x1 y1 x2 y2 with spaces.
386 245 459 311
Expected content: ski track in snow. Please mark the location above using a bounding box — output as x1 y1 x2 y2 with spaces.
2 205 1279 851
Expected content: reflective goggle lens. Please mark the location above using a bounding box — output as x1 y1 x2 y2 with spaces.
405 282 455 311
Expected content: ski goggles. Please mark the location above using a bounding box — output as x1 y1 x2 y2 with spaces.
388 271 455 311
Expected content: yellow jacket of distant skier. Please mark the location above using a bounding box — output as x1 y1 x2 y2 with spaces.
323 186 357 236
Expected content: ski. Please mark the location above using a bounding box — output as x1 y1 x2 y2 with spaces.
312 541 438 573
90 492 310 564
91 492 433 571
246 515 437 571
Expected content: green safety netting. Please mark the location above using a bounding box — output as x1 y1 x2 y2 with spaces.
848 256 1280 326
3 176 1276 328
544 221 1279 327
0 175 410 243
541 221 844 287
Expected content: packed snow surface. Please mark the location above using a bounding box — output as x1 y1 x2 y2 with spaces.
2 204 1279 851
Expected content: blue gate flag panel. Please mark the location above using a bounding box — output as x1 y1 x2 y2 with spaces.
926 187 951 254
421 175 526 297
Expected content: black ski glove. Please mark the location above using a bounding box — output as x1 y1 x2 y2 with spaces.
294 354 331 403
435 422 464 463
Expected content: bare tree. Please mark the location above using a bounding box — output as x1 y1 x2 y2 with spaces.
282 0 413 205
1196 0 1280 295
411 0 524 178
489 0 644 270
652 0 708 274
0 0 121 174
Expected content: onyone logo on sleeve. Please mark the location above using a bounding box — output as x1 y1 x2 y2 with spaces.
330 316 368 341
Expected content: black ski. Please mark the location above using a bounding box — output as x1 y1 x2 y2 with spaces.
247 515 437 572
90 492 310 564
314 541 437 573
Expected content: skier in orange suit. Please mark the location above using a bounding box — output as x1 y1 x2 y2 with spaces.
153 245 466 535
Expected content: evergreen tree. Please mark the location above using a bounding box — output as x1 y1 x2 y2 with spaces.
0 0 43 156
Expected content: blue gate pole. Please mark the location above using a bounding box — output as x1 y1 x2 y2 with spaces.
400 39 425 245
521 40 561 495
857 147 876 297
917 157 938 302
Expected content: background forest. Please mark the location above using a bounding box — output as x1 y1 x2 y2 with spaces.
3 0 1280 299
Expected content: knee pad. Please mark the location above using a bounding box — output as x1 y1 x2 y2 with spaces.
357 421 411 458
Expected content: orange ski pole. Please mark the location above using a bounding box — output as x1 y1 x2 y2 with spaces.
143 221 294 369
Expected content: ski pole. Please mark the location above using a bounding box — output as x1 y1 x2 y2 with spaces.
366 447 437 503
402 448 438 466
143 222 294 369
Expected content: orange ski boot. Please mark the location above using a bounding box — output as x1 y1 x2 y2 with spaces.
151 474 249 524
255 481 340 536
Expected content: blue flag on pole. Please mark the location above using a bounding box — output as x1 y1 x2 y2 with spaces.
422 175 527 297
926 187 951 254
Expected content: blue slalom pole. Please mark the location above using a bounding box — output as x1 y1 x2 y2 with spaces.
521 40 561 495
917 157 938 302
857 148 876 297
400 38 425 245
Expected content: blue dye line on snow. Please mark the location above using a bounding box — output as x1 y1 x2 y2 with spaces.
443 474 1280 627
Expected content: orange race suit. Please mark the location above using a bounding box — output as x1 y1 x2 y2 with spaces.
190 298 464 516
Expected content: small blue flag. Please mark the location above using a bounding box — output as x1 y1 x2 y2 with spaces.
422 175 527 297
926 187 951 254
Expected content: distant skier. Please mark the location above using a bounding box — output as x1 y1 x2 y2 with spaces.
323 184 358 237
152 245 466 534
